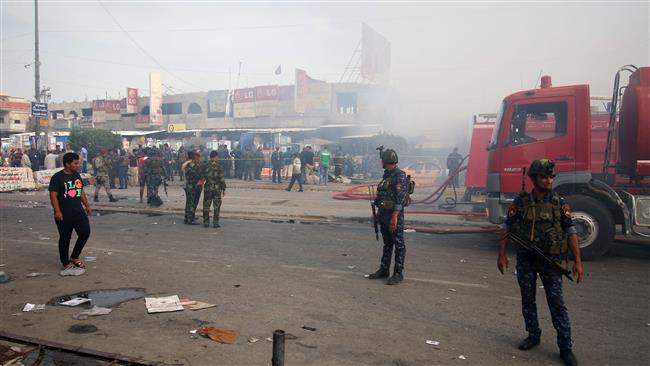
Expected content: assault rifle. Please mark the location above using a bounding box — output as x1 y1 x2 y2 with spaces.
368 185 379 241
507 233 574 282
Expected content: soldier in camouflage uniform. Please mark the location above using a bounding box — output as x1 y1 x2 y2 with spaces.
367 149 409 285
143 148 164 207
184 151 204 225
498 159 584 366
93 149 118 203
201 151 227 228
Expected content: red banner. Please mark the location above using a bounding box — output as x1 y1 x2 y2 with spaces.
233 88 255 103
127 88 138 106
254 85 278 101
105 100 122 114
92 100 106 111
0 101 30 111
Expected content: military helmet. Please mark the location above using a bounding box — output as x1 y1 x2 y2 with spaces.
528 159 556 178
381 149 399 164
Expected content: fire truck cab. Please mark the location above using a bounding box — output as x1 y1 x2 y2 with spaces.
486 66 650 259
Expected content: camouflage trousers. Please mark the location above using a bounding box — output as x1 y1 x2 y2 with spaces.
203 189 223 226
94 175 112 199
378 210 406 274
516 251 572 350
184 186 202 222
147 175 163 207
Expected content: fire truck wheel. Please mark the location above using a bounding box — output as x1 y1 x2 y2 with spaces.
566 195 615 260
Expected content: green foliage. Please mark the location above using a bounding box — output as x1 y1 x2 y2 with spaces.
68 128 122 161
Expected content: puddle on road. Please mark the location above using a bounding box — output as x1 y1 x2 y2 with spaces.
48 288 146 308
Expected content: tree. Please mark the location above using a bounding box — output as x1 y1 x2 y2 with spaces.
68 127 122 161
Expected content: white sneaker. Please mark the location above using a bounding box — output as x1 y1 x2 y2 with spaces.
59 266 86 276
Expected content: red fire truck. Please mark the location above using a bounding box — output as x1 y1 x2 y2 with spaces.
486 65 649 259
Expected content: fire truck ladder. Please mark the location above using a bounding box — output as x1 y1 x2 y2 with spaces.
603 65 637 182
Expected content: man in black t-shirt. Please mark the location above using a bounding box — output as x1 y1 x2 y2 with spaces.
49 152 92 276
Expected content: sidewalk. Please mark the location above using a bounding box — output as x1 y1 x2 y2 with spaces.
0 178 492 228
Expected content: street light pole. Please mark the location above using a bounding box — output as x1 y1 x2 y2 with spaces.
33 0 41 149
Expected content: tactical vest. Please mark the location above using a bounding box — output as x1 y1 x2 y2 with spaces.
146 158 163 175
511 192 568 255
376 168 414 211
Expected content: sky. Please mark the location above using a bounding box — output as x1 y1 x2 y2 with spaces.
1 1 648 139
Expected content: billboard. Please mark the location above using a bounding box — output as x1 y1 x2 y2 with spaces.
294 69 331 115
233 88 256 118
361 23 391 84
254 85 278 116
207 90 228 118
92 100 106 123
126 88 138 114
149 72 163 126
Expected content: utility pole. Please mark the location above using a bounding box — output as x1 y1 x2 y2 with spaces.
33 0 41 150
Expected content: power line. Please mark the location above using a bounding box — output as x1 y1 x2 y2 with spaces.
97 0 206 91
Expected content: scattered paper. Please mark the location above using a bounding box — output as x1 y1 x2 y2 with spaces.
60 297 91 306
266 337 273 342
363 274 370 278
84 257 97 262
189 329 198 334
426 340 440 346
180 299 197 306
449 288 457 292
22 303 45 312
25 272 49 278
460 259 467 263
347 265 356 269
248 337 260 343
459 355 466 360
145 295 184 313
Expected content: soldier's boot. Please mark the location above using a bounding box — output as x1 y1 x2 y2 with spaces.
213 222 221 228
367 268 389 280
518 336 541 350
109 195 118 202
386 272 403 285
560 350 578 366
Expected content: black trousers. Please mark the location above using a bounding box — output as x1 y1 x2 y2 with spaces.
56 216 91 266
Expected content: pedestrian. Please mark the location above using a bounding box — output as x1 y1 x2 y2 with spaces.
93 149 118 202
367 149 408 285
137 149 148 203
183 151 204 225
446 147 463 187
254 146 264 180
27 146 40 172
108 148 118 189
48 152 92 276
143 148 164 207
271 147 283 183
20 149 32 169
79 146 88 173
38 149 46 170
283 147 293 180
45 150 57 170
201 151 226 228
177 146 186 181
286 153 303 192
333 146 344 177
242 146 254 181
300 145 314 182
232 146 242 179
498 159 583 366
162 143 173 182
118 149 129 189
318 145 331 185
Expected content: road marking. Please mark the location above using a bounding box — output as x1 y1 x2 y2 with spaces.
281 264 488 288
1 238 134 254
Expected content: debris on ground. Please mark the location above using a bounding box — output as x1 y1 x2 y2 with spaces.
426 340 440 346
0 344 26 365
449 288 457 292
145 295 184 313
25 272 49 278
60 297 91 306
83 257 97 262
59 267 85 276
347 265 356 269
73 306 112 319
301 325 317 332
460 259 467 263
0 271 11 283
404 229 416 233
186 301 217 311
248 337 260 343
180 299 197 306
22 303 45 312
68 324 98 334
266 337 273 342
459 355 467 360
198 327 240 344
363 274 370 278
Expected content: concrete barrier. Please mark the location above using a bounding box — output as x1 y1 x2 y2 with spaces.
0 167 37 192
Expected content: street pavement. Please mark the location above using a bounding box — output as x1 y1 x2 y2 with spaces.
0 203 648 365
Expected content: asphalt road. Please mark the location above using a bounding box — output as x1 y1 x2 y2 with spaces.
0 206 649 366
